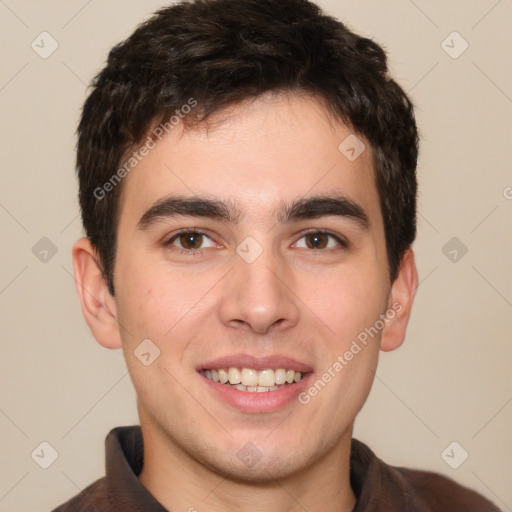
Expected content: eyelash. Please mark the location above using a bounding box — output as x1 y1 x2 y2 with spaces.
164 229 349 255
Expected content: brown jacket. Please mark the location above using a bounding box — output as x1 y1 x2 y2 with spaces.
51 425 501 511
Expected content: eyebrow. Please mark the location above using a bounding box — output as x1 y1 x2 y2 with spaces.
137 194 370 231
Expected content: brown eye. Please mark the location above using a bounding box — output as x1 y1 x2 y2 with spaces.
179 232 203 249
166 230 216 251
294 231 347 250
305 232 329 249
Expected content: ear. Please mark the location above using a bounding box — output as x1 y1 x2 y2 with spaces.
72 238 122 349
380 248 418 352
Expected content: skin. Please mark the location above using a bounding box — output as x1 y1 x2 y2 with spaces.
73 92 418 512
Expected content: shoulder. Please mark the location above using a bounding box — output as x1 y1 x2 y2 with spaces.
350 439 501 512
50 477 110 512
396 466 502 512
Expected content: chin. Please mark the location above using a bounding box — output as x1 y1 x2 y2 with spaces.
205 452 307 485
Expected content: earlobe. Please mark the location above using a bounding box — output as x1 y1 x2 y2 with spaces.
72 238 122 349
380 248 418 352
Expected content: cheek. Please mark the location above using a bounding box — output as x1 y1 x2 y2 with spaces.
114 248 203 339
117 284 196 345
296 264 389 350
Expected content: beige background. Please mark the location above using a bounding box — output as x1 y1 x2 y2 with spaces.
1 1 511 510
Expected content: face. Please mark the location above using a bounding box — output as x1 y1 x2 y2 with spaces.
78 92 416 483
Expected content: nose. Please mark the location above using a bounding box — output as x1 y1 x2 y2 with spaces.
218 247 300 334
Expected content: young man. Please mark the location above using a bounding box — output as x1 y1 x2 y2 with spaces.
53 0 501 510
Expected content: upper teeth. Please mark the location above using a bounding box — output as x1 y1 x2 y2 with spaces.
203 368 303 387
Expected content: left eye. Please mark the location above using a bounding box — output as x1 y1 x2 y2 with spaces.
294 232 346 250
167 231 216 250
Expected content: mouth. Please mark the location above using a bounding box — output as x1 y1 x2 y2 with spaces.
196 354 314 412
200 367 308 393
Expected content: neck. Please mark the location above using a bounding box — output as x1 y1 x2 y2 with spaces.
138 421 356 512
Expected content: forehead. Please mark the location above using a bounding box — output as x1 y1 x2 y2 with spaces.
117 93 382 229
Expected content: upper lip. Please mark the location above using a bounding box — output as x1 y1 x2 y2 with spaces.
198 354 314 373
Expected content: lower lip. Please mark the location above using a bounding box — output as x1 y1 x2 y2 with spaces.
199 372 314 413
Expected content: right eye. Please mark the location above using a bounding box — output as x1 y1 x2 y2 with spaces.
165 230 218 254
